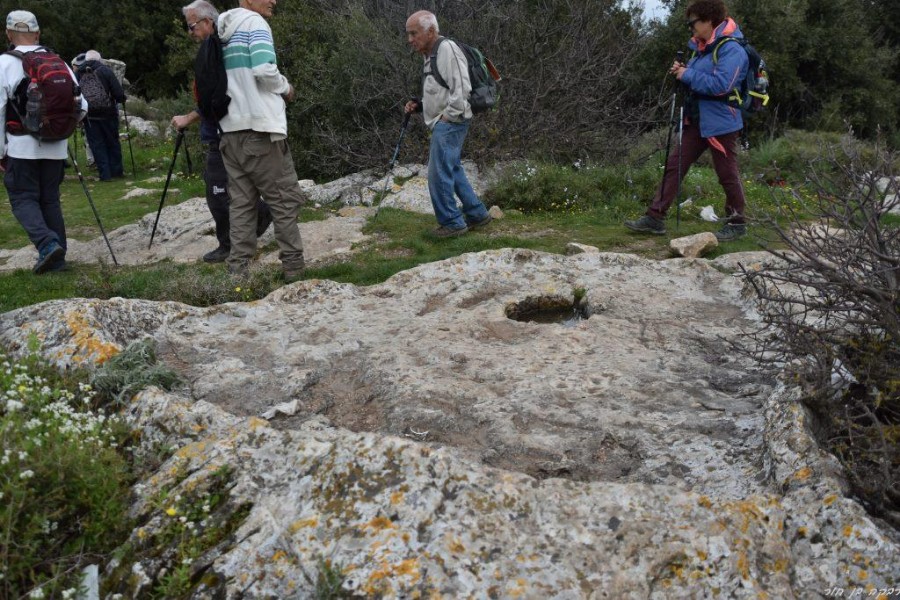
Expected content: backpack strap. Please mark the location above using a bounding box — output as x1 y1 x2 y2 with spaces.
427 37 449 89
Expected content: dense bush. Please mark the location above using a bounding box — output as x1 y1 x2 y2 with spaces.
742 137 900 526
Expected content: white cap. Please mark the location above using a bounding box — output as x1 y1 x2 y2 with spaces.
85 49 102 61
6 10 39 33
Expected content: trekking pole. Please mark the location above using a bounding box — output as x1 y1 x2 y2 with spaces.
72 126 79 166
182 133 194 176
148 129 185 249
674 103 685 231
671 50 686 231
67 147 118 266
121 102 136 177
374 110 412 221
654 51 683 214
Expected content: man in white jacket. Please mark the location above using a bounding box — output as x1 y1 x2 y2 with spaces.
217 0 305 279
1 10 88 274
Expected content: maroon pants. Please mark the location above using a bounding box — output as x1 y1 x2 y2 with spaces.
647 122 746 224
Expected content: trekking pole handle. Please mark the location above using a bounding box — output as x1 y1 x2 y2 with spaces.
676 50 684 64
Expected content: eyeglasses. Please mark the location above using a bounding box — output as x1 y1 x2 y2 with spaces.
686 18 701 29
187 19 205 32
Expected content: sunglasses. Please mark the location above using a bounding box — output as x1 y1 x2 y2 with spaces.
187 19 206 32
686 18 701 29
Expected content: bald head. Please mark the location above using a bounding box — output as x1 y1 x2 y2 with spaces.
406 10 439 56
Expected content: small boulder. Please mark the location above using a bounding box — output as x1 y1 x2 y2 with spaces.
565 242 600 255
670 232 718 258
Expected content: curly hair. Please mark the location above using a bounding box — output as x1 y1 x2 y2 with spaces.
685 0 728 26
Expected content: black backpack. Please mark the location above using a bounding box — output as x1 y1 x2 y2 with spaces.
428 37 500 114
193 31 230 123
5 47 82 140
79 67 112 110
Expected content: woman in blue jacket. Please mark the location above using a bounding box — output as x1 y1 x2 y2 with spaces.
626 0 749 241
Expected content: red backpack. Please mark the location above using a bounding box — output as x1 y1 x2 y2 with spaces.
5 47 82 141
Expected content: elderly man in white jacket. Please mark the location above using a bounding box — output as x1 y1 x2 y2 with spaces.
217 0 305 280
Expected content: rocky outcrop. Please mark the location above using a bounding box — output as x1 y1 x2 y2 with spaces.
1 249 896 597
0 197 370 272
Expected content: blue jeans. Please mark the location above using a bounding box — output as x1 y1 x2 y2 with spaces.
84 117 123 180
427 120 488 229
3 157 66 254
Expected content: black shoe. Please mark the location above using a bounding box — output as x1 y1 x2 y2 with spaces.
256 210 273 237
714 223 747 241
203 246 230 263
33 241 65 275
624 215 666 235
467 213 493 231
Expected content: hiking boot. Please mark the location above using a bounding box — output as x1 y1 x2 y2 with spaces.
624 215 666 235
203 245 230 263
430 224 468 238
467 213 493 231
714 223 747 242
45 259 68 273
227 262 249 277
33 241 65 275
256 210 273 237
283 256 305 282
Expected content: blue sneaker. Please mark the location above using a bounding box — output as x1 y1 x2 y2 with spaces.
33 241 65 275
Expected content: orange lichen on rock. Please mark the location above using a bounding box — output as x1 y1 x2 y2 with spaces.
65 311 121 365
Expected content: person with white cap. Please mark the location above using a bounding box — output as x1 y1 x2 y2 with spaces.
0 10 88 274
75 49 126 181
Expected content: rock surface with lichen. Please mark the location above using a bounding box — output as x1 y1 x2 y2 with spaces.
1 249 897 598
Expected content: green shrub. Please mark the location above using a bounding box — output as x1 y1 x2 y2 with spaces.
0 345 132 599
486 160 657 217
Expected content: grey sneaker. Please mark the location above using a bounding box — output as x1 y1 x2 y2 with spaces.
467 213 493 231
715 223 747 241
624 215 666 235
431 225 468 238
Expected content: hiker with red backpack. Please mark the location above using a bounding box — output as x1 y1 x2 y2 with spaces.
76 50 126 182
0 10 87 274
625 0 750 242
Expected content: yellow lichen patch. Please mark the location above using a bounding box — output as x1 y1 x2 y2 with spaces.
248 417 269 431
175 440 210 460
364 516 396 532
857 570 867 580
797 526 808 538
793 467 812 481
391 490 405 505
448 539 466 554
365 558 421 594
191 423 206 433
736 551 750 580
506 578 528 598
843 525 854 537
697 496 713 509
65 311 121 365
823 494 838 506
288 517 318 534
272 550 288 562
696 550 708 561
